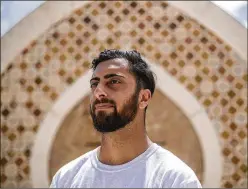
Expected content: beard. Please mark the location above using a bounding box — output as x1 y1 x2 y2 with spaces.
90 89 139 133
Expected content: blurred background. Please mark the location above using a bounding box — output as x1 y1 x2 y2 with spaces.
1 1 247 188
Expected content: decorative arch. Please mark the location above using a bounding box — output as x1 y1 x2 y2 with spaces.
1 1 246 188
30 62 222 187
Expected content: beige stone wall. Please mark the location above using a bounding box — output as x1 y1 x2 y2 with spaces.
1 1 247 188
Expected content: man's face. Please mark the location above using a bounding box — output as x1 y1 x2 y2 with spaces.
89 58 140 133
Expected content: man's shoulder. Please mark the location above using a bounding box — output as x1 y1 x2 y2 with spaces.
154 146 193 171
50 148 96 187
59 149 94 173
152 145 202 188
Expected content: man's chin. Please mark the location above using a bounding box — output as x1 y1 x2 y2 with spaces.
93 124 122 133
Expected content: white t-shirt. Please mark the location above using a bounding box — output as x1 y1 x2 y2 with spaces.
50 143 202 188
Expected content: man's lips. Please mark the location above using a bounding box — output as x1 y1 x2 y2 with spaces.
95 103 114 110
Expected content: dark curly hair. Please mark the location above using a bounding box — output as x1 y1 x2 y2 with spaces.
91 49 156 96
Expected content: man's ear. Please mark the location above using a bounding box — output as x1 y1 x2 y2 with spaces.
139 89 152 109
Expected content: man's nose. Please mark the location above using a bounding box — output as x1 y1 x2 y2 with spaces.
94 84 107 100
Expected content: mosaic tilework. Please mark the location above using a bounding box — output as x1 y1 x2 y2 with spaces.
1 1 247 188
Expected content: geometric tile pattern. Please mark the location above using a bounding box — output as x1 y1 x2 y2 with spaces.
1 1 247 188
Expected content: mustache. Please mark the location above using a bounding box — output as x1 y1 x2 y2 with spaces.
93 98 116 107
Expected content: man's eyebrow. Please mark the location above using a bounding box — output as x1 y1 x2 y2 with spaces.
104 73 125 79
90 77 100 83
90 74 125 83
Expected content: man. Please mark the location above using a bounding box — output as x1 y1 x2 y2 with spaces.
50 49 202 188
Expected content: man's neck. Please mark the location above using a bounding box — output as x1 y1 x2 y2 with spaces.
98 122 152 165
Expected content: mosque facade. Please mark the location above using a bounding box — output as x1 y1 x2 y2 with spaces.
1 1 247 188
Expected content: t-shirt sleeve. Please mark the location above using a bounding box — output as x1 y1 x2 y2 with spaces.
161 168 202 188
50 178 57 188
49 170 61 188
161 176 202 188
180 178 202 188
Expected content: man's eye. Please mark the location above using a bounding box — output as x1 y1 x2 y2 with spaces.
110 79 120 84
90 82 98 88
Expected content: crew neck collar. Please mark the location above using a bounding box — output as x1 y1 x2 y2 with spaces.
91 143 159 172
